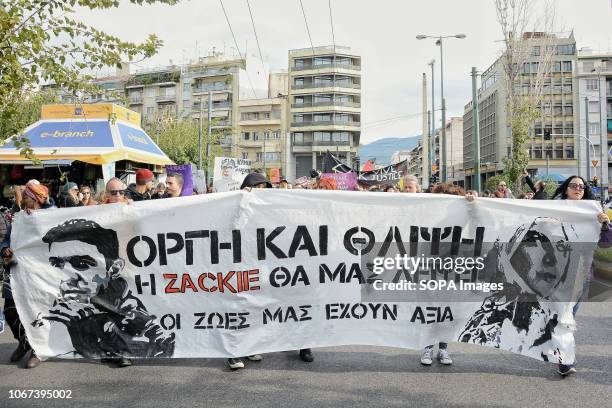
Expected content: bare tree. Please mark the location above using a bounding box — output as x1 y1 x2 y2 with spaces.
494 0 558 190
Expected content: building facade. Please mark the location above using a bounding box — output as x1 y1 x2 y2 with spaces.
287 46 361 179
463 32 578 190
576 50 612 194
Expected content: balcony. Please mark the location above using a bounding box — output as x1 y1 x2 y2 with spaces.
290 120 361 128
291 101 360 108
156 94 176 102
293 140 350 147
292 63 361 72
193 101 232 111
211 120 231 127
193 83 232 94
126 71 180 87
291 82 361 90
129 96 143 105
190 68 231 78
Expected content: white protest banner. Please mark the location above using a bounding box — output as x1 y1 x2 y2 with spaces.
212 157 251 192
10 192 601 365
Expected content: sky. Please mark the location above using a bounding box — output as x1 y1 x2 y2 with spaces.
78 0 612 144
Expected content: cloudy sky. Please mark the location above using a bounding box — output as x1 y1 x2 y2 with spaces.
79 0 612 144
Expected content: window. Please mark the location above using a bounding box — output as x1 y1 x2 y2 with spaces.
262 112 270 119
294 96 305 105
542 103 552 115
553 105 563 115
314 56 333 66
554 126 564 135
589 123 601 135
146 107 155 115
242 132 250 140
293 132 304 143
564 105 573 115
557 44 575 55
532 46 541 56
523 63 531 74
553 62 562 73
565 125 574 135
146 88 155 97
264 131 270 140
562 61 572 72
531 62 539 73
183 82 190 92
257 152 280 162
314 131 331 143
272 131 280 139
242 152 248 160
253 132 259 141
544 127 552 140
589 101 600 113
533 147 542 159
566 146 574 158
534 126 543 136
586 79 599 91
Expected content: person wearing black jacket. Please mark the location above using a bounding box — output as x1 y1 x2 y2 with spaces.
125 169 154 202
523 172 548 199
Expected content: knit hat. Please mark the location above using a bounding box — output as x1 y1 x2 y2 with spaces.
136 168 154 183
24 179 49 204
62 182 78 193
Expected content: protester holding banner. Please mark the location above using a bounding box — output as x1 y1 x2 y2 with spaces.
2 180 52 369
57 182 81 208
493 181 514 198
102 178 129 204
552 175 611 376
163 173 184 198
523 172 548 200
126 169 154 202
402 176 422 193
80 186 98 206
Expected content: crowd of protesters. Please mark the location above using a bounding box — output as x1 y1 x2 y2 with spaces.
0 167 609 377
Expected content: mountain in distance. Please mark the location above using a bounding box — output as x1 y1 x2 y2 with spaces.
358 136 420 166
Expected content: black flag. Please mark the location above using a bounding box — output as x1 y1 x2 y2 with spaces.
322 151 351 173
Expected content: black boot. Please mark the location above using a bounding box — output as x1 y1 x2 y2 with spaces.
10 342 31 362
299 348 314 362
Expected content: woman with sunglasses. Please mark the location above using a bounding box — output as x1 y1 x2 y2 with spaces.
552 176 611 376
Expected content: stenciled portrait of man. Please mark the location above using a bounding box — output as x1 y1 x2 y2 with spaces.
40 218 175 359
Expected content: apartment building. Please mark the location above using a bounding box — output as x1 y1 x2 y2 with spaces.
287 46 361 179
576 49 612 193
238 97 288 177
463 32 578 190
407 117 463 186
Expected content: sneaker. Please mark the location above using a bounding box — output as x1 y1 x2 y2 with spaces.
247 354 263 361
438 348 453 365
227 358 245 370
420 348 433 365
117 357 133 367
299 348 314 363
558 364 577 377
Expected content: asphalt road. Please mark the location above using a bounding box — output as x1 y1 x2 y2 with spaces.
0 299 610 408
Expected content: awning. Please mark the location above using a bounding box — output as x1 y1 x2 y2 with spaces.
0 118 173 166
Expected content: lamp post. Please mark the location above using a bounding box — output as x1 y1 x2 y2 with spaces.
417 34 466 182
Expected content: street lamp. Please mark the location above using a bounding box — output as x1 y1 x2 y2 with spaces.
417 33 466 182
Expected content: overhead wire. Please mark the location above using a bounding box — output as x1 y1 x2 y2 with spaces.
245 0 269 90
328 0 336 52
219 0 258 98
298 0 316 56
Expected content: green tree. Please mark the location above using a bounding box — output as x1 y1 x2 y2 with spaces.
0 90 59 147
494 0 557 191
0 0 180 154
143 113 225 175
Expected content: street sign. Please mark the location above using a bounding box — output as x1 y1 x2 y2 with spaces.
592 159 599 167
432 165 438 171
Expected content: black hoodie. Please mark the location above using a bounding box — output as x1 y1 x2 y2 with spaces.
126 183 152 201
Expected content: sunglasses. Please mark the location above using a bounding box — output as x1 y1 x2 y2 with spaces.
108 189 125 196
568 182 585 191
49 255 97 271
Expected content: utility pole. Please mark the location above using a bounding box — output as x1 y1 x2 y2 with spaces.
206 91 212 183
421 72 429 188
471 67 481 192
429 60 436 174
262 132 267 175
585 97 590 182
597 68 605 204
198 97 203 170
439 38 447 182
